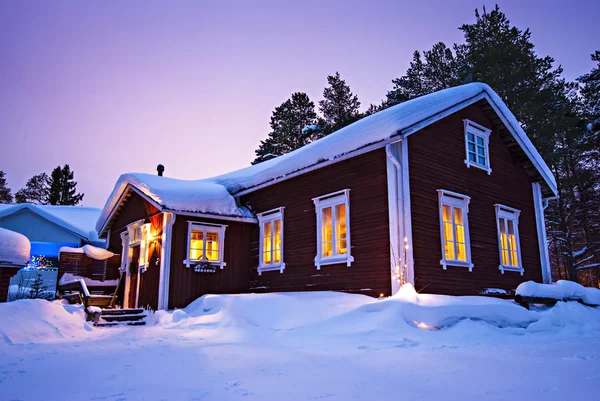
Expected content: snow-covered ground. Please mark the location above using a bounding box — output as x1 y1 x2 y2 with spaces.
1 286 599 401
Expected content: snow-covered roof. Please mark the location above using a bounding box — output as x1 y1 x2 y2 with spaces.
58 245 115 261
210 83 556 195
96 173 254 233
0 204 102 242
0 227 30 266
97 83 557 235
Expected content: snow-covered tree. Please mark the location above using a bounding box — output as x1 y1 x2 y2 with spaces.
253 93 319 164
578 50 600 141
319 72 361 134
15 173 49 204
0 171 13 204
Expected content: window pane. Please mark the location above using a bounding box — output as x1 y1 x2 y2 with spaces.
477 155 486 166
322 207 332 225
477 145 485 156
511 249 518 267
322 241 333 257
507 220 515 235
206 232 219 261
454 208 463 225
469 152 477 162
468 143 475 153
476 136 484 146
445 241 455 260
456 241 466 261
190 230 204 260
274 219 281 236
337 220 346 240
273 248 281 263
264 222 271 237
263 236 271 264
468 133 475 143
335 204 346 222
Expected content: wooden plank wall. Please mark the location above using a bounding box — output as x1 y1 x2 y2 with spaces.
408 103 543 295
0 266 21 302
58 252 121 282
167 216 253 309
240 148 391 298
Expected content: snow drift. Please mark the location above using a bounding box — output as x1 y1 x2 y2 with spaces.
154 285 600 336
0 300 93 344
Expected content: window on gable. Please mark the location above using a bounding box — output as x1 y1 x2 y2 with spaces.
464 119 492 174
257 207 285 274
495 205 523 275
438 190 473 271
184 222 226 270
313 189 354 269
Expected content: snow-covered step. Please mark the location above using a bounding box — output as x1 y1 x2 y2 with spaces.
93 321 146 327
101 308 145 316
100 313 146 323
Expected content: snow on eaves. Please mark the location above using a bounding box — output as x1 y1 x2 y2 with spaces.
210 82 557 195
96 173 254 233
0 204 101 243
0 227 30 266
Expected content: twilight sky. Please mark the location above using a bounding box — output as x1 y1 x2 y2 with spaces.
0 0 598 208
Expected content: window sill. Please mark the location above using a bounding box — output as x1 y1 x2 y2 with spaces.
258 263 286 275
440 260 473 272
184 259 226 269
499 265 524 275
464 159 492 175
315 254 354 270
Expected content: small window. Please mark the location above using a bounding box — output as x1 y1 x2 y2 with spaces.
464 119 492 174
438 190 473 271
184 222 226 269
313 189 354 269
495 205 523 275
257 207 285 274
125 220 151 271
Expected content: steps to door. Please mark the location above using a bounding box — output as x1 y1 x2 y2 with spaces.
91 308 149 327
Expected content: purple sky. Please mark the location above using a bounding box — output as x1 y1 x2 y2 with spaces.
1 0 598 208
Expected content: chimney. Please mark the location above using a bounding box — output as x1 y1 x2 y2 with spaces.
157 164 164 177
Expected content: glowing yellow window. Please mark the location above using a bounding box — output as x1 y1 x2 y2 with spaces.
186 224 224 266
258 208 284 271
205 232 219 261
497 212 520 269
438 190 472 270
190 230 205 261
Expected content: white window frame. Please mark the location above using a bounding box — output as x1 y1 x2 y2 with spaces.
495 204 524 275
313 189 354 269
437 189 473 271
463 119 492 175
183 221 227 269
257 207 285 275
126 219 152 272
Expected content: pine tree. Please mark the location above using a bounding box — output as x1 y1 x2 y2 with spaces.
386 44 463 107
319 72 361 134
14 173 49 204
0 171 13 204
28 273 50 300
47 165 84 205
253 93 319 164
578 50 600 140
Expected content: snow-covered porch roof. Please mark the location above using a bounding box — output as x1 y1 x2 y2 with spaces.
97 82 557 237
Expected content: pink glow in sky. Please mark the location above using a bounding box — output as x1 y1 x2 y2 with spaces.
1 0 598 207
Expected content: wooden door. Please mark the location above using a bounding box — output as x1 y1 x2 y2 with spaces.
128 246 140 308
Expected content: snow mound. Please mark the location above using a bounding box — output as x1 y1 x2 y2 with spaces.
0 299 93 344
58 272 118 287
0 227 30 265
516 280 600 306
154 285 600 336
59 244 115 261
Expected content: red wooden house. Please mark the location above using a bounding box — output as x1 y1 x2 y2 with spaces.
96 83 557 310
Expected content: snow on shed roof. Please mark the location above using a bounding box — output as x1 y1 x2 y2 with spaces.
0 204 102 242
97 83 557 234
210 83 557 195
0 227 30 266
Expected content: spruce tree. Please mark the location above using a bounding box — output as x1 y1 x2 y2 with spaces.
578 50 600 140
14 173 49 204
253 93 319 164
47 165 84 205
319 72 361 134
0 171 13 204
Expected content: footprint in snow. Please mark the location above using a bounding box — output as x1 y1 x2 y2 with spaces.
394 338 419 348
